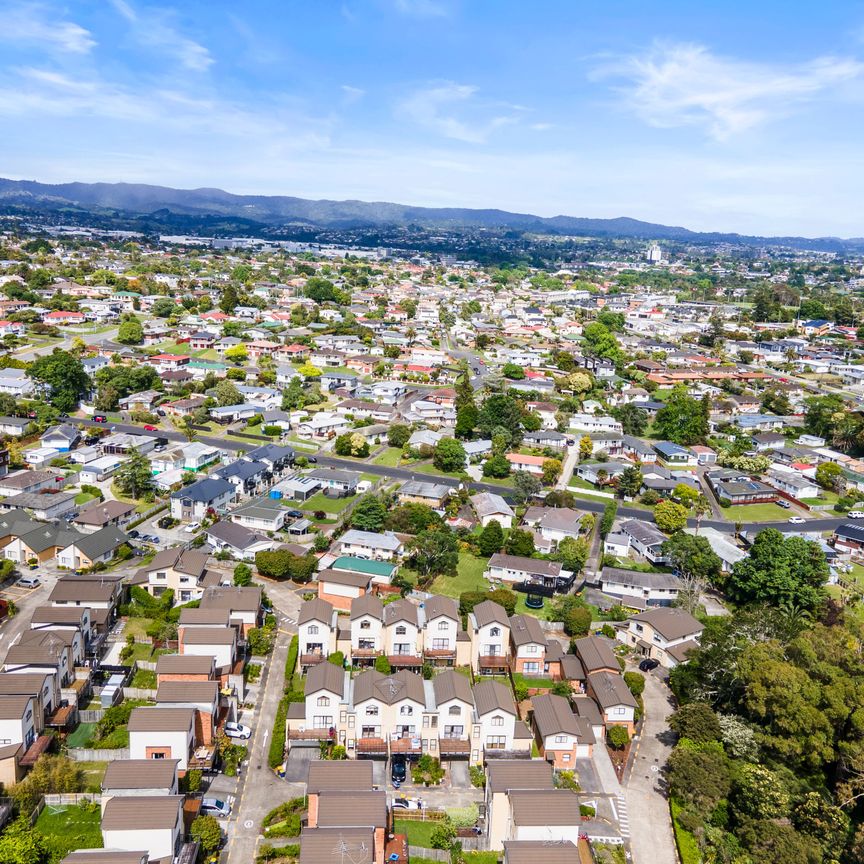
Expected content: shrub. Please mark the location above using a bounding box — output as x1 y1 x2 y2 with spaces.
412 754 445 786
257 843 300 863
262 425 282 436
263 798 306 838
580 804 596 817
430 819 457 849
607 726 630 749
374 655 392 674
469 765 486 787
328 651 345 667
268 697 288 769
623 671 645 697
233 563 253 586
600 623 616 639
556 770 580 791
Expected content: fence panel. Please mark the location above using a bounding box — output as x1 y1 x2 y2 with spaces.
67 747 129 761
408 848 449 862
122 687 157 700
44 793 101 806
78 709 104 723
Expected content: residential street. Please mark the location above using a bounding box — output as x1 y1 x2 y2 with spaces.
624 670 679 864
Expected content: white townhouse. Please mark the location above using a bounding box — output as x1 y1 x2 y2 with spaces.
383 599 423 667
568 414 623 434
298 597 338 669
422 595 463 666
618 607 705 669
0 693 39 751
127 707 195 770
472 680 530 761
432 670 474 759
101 795 185 862
350 594 385 663
336 529 404 561
468 600 510 676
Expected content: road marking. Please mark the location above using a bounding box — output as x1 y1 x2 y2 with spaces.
616 795 630 837
244 819 254 829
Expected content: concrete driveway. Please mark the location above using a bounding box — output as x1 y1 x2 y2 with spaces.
448 761 470 788
284 747 320 782
624 667 679 864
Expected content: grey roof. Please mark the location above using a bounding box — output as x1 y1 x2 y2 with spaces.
127 706 194 732
305 661 346 698
207 519 270 550
299 827 374 864
307 760 373 793
350 593 383 620
102 758 178 790
178 607 231 626
298 597 334 627
588 671 638 710
201 585 262 612
0 694 33 719
383 598 418 627
488 553 562 578
316 791 387 828
472 680 516 717
486 759 553 793
572 695 603 726
537 508 583 533
180 626 236 645
319 568 371 589
471 491 515 520
3 491 77 511
155 680 219 705
471 600 509 628
73 500 135 526
509 614 547 648
601 567 682 591
308 468 358 485
155 654 214 675
432 669 473 706
572 636 619 674
61 853 149 864
216 459 267 482
352 668 425 706
101 794 183 830
42 423 79 443
631 607 704 641
48 578 117 603
504 841 580 864
423 594 458 622
71 526 129 560
230 496 285 520
339 529 401 550
621 519 667 547
509 790 582 827
169 476 234 502
531 693 594 742
400 480 451 499
0 672 51 698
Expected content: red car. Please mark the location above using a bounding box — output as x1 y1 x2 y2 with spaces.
93 415 107 423
143 424 158 432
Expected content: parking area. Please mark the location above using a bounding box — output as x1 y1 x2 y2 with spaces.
371 758 388 788
448 761 470 788
574 758 604 795
284 747 320 782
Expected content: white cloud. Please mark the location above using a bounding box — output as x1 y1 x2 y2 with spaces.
399 81 518 143
391 0 449 18
108 0 213 71
596 42 864 139
341 85 365 103
1 3 95 53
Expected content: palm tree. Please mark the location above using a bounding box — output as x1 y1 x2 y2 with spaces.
692 495 711 534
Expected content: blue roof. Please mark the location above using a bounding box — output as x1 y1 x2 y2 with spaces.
216 460 267 481
803 319 831 327
653 441 690 457
170 477 234 502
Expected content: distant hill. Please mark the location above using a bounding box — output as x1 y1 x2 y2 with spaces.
0 176 859 251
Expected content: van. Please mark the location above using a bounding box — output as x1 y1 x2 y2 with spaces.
848 510 864 519
17 575 40 589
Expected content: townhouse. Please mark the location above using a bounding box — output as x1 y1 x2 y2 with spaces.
100 795 185 862
127 707 195 770
169 476 235 520
531 692 595 766
298 598 338 670
336 529 403 561
135 547 215 602
468 600 511 676
618 607 705 668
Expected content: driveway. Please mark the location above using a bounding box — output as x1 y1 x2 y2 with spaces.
284 747 320 782
624 667 678 864
448 761 470 788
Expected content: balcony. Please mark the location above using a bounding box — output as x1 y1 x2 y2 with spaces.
478 655 508 671
390 735 423 756
388 654 422 668
423 648 456 662
356 737 388 756
300 652 325 667
288 728 333 741
188 744 216 771
438 737 471 757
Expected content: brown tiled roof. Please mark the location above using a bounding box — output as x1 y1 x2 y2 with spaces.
127 706 194 732
486 759 553 793
383 598 418 627
102 758 178 790
472 680 516 717
352 668 425 706
155 654 214 676
532 693 593 741
48 580 116 603
631 607 703 641
200 585 262 611
509 789 582 826
61 853 149 864
101 794 183 830
155 681 219 705
471 600 509 628
350 593 383 620
178 608 231 626
320 569 371 589
572 636 619 674
298 597 334 627
504 840 580 864
423 595 458 621
180 626 236 645
307 760 373 793
317 790 386 828
509 614 547 647
304 661 345 698
300 827 374 864
432 669 473 706
0 694 32 719
587 671 638 710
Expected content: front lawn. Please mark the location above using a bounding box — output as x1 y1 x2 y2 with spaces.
74 492 97 505
430 553 489 598
297 493 354 515
373 447 403 467
394 818 438 848
36 804 102 859
719 502 806 522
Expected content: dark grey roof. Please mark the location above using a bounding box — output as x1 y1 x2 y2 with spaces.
432 669 473 706
486 759 553 793
588 671 638 710
531 693 594 741
298 597 334 627
305 661 345 698
72 526 129 560
509 790 582 826
169 476 234 502
472 680 516 716
572 636 619 674
307 760 373 793
471 600 509 628
102 758 178 790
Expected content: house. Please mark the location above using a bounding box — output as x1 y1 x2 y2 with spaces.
155 680 220 745
169 477 234 520
2 491 77 521
0 417 31 437
468 601 510 675
586 670 637 734
767 470 820 501
485 760 553 851
422 595 464 666
155 654 215 685
330 556 396 588
56 526 129 570
398 480 451 509
136 547 212 602
620 519 668 564
504 453 546 476
683 527 746 572
78 456 124 483
619 607 704 668
119 390 162 413
299 828 375 864
72 500 136 533
229 496 286 532
383 599 422 669
179 626 237 673
0 469 63 496
473 680 531 763
305 761 374 824
48 577 120 627
568 414 622 434
509 615 551 677
206 520 274 561
181 442 220 471
486 553 570 591
431 669 474 758
349 594 384 664
832 523 864 556
0 369 34 398
317 569 373 612
531 692 595 766
307 468 358 497
3 631 73 685
600 567 682 607
653 441 697 467
471 492 515 528
288 659 346 743
0 694 39 754
525 507 582 546
706 469 778 505
298 598 337 669
101 759 179 805
507 790 584 845
40 424 79 452
127 707 194 769
336 529 403 561
199 585 263 635
101 795 184 862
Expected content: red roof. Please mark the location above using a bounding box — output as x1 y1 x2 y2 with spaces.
150 353 190 361
506 453 546 466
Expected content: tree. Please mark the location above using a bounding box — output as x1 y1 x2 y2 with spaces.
482 454 511 478
545 489 576 508
666 746 732 813
408 529 459 579
114 451 154 499
611 403 648 435
455 404 478 439
541 458 562 486
512 470 542 504
554 536 590 574
374 655 392 674
385 503 441 534
488 588 518 615
478 520 504 556
557 371 593 394
433 437 466 472
600 500 617 536
662 532 722 612
673 483 700 508
0 817 48 864
578 435 593 461
29 349 89 411
117 318 144 344
669 702 722 743
233 563 252 586
297 362 322 378
214 379 242 407
502 362 525 379
220 284 239 313
505 528 535 557
654 500 688 534
224 344 248 364
725 528 828 611
191 815 223 856
335 432 369 457
478 393 524 440
815 460 843 491
351 495 387 532
152 297 177 317
582 321 621 363
387 424 411 448
552 594 592 636
733 764 790 820
255 550 294 580
617 465 643 498
654 385 709 445
623 671 645 697
607 726 629 749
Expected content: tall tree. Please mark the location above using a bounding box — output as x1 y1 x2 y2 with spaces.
114 451 154 499
28 349 89 412
654 385 709 445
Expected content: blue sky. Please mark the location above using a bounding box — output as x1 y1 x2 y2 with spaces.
1 0 863 236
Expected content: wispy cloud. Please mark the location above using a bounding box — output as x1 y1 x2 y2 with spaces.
341 84 365 103
1 2 95 53
595 42 864 139
108 0 213 71
391 0 449 18
399 81 518 143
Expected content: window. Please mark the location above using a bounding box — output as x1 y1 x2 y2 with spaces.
444 725 464 738
614 708 626 715
317 696 330 707
438 620 448 631
555 735 567 744
526 645 538 654
400 706 413 716
562 753 570 762
523 662 539 674
313 716 333 729
395 625 407 635
366 705 378 716
308 625 319 635
394 643 411 655
486 736 506 750
449 705 461 716
433 638 449 650
152 752 165 759
360 620 371 630
490 627 501 637
491 716 504 727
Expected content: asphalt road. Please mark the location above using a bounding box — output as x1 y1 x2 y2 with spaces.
75 418 852 535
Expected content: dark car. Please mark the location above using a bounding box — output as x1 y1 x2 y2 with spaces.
639 658 660 672
391 755 407 785
127 530 140 539
306 456 318 464
285 510 304 519
84 435 99 446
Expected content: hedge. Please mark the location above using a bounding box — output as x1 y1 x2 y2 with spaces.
285 635 298 684
269 696 288 769
670 799 701 864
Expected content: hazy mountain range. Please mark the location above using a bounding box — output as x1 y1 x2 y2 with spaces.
0 177 860 251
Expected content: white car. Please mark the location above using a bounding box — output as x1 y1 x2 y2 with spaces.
201 797 232 818
223 721 251 740
787 516 806 525
183 522 201 534
848 511 864 519
391 797 423 811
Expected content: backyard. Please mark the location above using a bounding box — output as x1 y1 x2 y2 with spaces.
35 802 102 860
393 818 438 848
296 493 354 515
430 553 489 597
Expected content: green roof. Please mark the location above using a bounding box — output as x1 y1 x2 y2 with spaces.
188 360 227 370
331 556 396 578
112 290 141 297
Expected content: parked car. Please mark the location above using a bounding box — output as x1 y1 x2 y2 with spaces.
143 424 158 432
94 415 107 423
84 435 100 445
787 516 806 524
638 658 660 672
391 754 407 785
306 456 318 464
776 499 791 509
127 530 140 539
849 511 864 519
17 575 40 589
223 722 251 740
183 522 201 533
391 797 423 811
201 798 232 818
285 510 304 519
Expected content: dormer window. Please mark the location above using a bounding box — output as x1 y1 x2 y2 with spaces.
491 716 504 727
490 627 501 637
317 696 330 706
438 621 448 631
449 705 460 716
360 620 371 630
395 625 407 635
308 625 319 635
400 706 413 716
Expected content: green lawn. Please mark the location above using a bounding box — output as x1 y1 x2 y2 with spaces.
77 761 109 792
130 667 157 688
372 447 403 467
719 502 807 521
121 642 168 665
122 617 155 640
394 819 438 848
410 461 467 480
512 672 556 689
67 722 96 749
74 492 97 505
36 804 102 858
430 553 489 597
297 493 354 514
